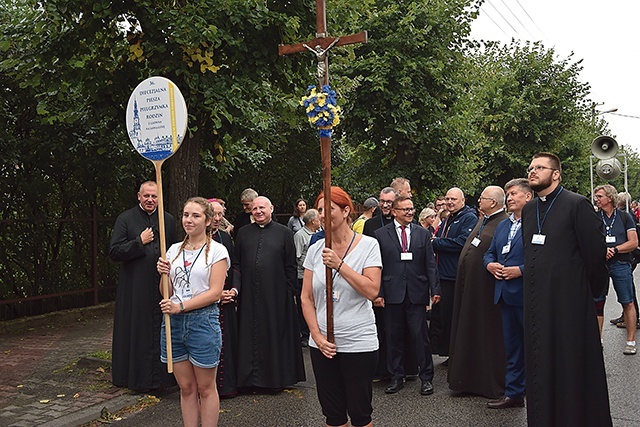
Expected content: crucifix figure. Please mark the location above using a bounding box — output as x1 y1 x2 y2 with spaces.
278 0 367 342
302 37 340 83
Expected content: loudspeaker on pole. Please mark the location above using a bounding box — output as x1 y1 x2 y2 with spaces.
591 135 618 160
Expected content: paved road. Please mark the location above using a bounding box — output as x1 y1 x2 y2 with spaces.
97 293 640 426
1 278 640 426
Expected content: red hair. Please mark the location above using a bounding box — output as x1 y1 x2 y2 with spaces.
314 186 354 214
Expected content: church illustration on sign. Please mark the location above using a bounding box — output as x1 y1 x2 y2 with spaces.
128 97 178 160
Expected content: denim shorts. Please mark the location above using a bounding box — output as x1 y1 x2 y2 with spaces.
160 304 221 369
609 261 635 305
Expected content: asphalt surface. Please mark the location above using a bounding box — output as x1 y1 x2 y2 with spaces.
1 278 640 426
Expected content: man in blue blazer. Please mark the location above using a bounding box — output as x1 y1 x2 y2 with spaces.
483 178 532 409
375 196 441 396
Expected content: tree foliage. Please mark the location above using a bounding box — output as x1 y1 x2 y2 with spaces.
335 0 482 206
462 41 601 195
1 0 633 315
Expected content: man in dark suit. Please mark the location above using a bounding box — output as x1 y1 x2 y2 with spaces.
375 195 441 395
483 178 532 409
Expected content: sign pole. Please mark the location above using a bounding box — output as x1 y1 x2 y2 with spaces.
154 161 172 372
126 76 188 373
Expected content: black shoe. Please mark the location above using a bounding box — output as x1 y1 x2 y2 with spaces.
487 395 524 409
420 381 434 395
610 315 624 324
385 379 404 394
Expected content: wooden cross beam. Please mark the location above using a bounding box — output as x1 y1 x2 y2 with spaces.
278 32 368 56
277 0 367 344
278 0 367 87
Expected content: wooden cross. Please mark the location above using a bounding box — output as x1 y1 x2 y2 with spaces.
278 0 367 343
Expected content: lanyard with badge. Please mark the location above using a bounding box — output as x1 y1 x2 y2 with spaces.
400 224 413 261
329 231 357 303
533 187 563 245
502 217 521 254
471 217 488 247
182 245 205 299
601 209 617 244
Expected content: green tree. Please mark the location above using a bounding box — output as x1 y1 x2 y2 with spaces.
333 0 482 206
462 40 605 195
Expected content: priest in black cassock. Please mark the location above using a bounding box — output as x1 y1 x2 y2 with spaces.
233 196 305 390
522 153 611 426
209 199 239 398
109 181 177 391
447 186 507 399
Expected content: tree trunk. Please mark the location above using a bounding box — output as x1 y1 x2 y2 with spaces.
167 132 200 239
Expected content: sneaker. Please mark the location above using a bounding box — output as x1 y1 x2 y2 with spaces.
624 344 637 355
610 315 624 324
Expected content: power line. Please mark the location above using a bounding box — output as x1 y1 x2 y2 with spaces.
481 8 510 37
497 0 535 39
610 112 640 120
512 0 547 41
485 0 520 35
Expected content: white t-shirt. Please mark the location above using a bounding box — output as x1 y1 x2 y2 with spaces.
303 235 382 353
166 240 230 305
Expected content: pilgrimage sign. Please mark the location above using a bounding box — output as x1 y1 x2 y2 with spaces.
125 76 188 372
278 0 367 341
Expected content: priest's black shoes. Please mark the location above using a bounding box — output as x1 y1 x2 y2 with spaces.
420 381 434 395
384 378 404 394
486 396 525 409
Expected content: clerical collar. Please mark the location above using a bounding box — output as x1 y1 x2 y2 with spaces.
484 208 505 219
538 185 562 203
139 204 157 215
258 220 272 228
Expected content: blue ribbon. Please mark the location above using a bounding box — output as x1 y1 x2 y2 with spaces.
319 129 333 138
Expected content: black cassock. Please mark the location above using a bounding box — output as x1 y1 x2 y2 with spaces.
109 206 177 391
522 186 611 426
448 211 507 399
234 221 305 389
213 229 239 397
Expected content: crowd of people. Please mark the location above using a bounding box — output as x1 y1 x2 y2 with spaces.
109 152 636 426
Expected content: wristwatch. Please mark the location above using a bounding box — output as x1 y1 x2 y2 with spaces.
179 302 185 313
614 247 619 254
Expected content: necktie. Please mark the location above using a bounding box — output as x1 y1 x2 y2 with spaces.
401 225 408 253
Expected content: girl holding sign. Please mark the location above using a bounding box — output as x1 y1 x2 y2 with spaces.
157 197 230 427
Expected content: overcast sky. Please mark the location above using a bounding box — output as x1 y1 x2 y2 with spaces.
470 0 640 153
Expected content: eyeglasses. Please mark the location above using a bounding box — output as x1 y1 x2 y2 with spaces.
379 199 394 205
394 207 415 214
593 194 607 199
527 165 557 174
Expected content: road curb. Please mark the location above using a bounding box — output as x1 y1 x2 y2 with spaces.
39 393 140 427
0 302 115 336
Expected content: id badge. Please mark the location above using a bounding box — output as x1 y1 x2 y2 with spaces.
501 243 511 254
401 252 413 261
183 284 193 299
606 235 616 243
471 237 481 247
532 234 546 245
